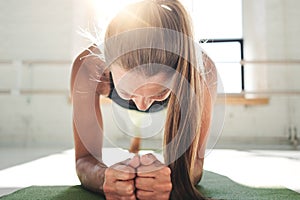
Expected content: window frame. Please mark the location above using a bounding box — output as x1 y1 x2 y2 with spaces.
200 38 245 91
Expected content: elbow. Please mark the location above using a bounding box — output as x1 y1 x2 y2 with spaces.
75 157 86 184
75 156 95 185
192 158 204 186
193 171 203 186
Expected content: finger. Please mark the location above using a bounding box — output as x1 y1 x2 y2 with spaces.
109 165 136 180
140 153 157 166
153 182 173 192
135 177 155 191
115 180 135 196
137 160 164 176
114 165 136 180
136 189 154 200
138 163 171 179
127 154 140 168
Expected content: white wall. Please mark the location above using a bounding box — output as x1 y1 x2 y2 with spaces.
0 0 299 148
219 0 300 147
0 0 92 148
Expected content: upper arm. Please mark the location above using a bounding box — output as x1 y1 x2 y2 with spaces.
196 53 216 159
202 52 217 103
193 68 214 184
70 46 107 162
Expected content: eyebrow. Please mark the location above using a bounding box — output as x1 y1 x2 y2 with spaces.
118 88 169 97
149 88 170 98
156 88 169 95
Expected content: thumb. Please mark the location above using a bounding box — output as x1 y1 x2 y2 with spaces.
140 153 157 166
127 154 140 168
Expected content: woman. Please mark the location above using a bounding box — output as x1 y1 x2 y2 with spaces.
70 0 217 199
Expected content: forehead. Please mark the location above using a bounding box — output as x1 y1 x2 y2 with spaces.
111 65 173 92
111 64 173 81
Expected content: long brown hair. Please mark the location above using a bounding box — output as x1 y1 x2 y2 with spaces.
104 0 206 199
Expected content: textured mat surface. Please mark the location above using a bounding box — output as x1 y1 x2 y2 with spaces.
198 171 300 200
1 171 300 200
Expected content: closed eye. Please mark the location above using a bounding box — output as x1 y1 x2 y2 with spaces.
150 89 170 99
117 88 170 100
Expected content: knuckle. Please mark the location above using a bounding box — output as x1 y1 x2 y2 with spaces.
124 184 134 195
141 153 156 165
116 181 135 196
166 182 173 191
103 183 112 193
105 168 113 177
161 166 171 175
163 166 171 174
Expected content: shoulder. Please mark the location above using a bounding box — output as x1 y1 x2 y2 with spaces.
71 45 105 77
195 47 217 83
201 52 217 103
70 45 111 96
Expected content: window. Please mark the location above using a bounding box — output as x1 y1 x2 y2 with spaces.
201 39 244 93
183 0 244 93
92 0 244 93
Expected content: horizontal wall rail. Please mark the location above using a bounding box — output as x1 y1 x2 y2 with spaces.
213 60 300 65
240 60 300 65
223 91 300 96
0 60 72 65
0 89 69 95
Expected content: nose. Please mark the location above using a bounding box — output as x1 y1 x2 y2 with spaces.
132 97 154 111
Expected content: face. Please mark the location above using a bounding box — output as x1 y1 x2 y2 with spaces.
111 65 173 111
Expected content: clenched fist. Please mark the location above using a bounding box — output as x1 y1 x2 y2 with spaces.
135 154 172 200
103 156 140 200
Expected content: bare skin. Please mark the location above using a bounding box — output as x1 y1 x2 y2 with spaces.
135 154 172 200
70 46 216 199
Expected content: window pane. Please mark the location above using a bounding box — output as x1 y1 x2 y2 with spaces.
201 42 241 62
216 63 242 93
201 42 242 93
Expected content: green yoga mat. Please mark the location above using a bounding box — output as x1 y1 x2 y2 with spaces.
1 171 299 200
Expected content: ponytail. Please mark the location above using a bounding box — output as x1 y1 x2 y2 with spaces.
161 1 207 199
164 45 206 200
105 0 208 199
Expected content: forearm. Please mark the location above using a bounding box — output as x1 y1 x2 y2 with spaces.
192 158 204 186
76 155 108 194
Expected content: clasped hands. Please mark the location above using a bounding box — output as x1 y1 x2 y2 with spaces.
103 153 172 200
